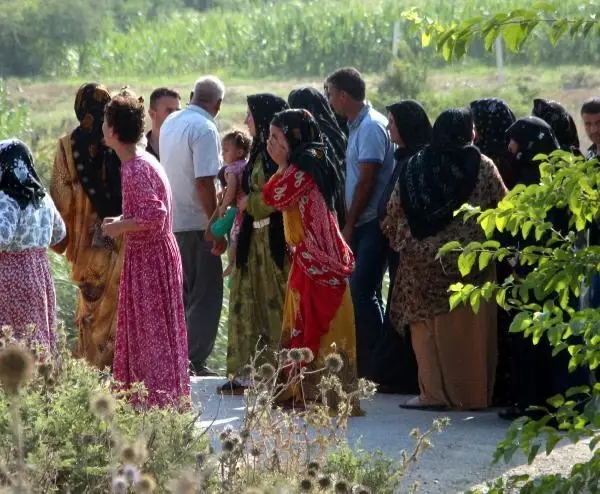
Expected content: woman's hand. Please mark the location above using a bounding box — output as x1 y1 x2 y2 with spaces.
101 220 124 239
238 195 249 213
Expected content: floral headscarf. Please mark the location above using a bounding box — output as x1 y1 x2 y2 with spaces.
0 138 45 209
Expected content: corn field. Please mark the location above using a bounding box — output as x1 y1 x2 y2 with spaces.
76 0 600 78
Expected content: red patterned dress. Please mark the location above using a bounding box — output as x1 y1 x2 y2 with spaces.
113 153 190 409
263 165 360 409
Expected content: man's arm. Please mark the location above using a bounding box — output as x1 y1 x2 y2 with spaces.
343 163 379 242
195 177 218 220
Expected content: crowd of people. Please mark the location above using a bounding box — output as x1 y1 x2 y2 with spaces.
1 66 600 417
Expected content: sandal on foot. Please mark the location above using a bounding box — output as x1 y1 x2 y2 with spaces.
217 380 247 395
399 396 447 411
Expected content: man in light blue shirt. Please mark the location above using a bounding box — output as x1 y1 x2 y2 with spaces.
326 67 395 378
160 76 227 376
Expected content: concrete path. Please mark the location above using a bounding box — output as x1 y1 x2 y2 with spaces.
191 377 591 493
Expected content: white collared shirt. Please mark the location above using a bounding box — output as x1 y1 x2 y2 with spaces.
159 105 222 232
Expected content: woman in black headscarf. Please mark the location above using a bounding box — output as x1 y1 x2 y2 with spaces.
388 108 507 410
373 100 432 394
1 139 66 360
263 109 359 413
288 87 348 227
470 98 517 188
50 82 124 369
532 98 581 153
498 116 589 420
220 94 290 394
469 98 517 406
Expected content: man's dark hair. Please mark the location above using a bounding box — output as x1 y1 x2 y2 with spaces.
222 129 252 158
326 67 366 102
149 87 181 110
105 90 145 144
581 97 600 116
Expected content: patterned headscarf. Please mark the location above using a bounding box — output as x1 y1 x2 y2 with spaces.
71 83 122 219
506 116 559 186
399 108 481 240
532 98 580 152
271 109 342 211
0 139 45 209
470 98 516 158
386 100 433 158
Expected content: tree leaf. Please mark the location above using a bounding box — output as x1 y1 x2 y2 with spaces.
470 290 481 314
449 292 463 311
479 251 492 271
527 443 541 464
458 251 477 277
545 434 562 455
547 394 565 408
421 30 432 47
509 312 532 333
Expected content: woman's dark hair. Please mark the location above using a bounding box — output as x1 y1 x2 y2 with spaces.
105 89 145 144
326 67 366 101
581 97 600 116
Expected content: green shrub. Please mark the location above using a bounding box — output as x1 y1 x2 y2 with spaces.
443 151 600 493
0 331 207 492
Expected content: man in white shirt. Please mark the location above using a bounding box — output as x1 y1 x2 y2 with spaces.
160 76 226 376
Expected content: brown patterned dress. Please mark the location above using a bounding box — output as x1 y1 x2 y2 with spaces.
385 156 507 409
50 135 123 369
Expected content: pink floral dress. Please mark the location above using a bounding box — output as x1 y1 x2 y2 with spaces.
113 152 190 408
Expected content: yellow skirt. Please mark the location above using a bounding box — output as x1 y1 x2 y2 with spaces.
278 284 362 416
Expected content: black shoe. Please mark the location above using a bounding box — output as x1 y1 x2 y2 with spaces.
190 365 220 377
498 406 525 421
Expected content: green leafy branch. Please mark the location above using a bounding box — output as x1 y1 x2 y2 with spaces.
437 153 600 468
401 4 600 61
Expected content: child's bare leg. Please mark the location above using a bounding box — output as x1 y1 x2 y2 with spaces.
223 244 236 277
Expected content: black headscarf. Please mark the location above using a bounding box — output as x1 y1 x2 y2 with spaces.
288 87 347 170
470 98 516 158
532 98 580 152
505 116 560 186
288 87 348 227
237 94 289 270
271 109 342 211
243 94 289 193
470 98 517 189
399 108 481 240
71 83 122 219
378 100 432 220
0 139 45 209
386 100 433 158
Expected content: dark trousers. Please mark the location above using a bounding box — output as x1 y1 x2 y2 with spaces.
369 246 419 393
349 219 387 378
175 231 223 371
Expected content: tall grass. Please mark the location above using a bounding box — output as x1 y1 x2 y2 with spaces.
0 82 31 140
79 0 600 79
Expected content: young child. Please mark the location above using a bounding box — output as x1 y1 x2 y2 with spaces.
211 129 251 277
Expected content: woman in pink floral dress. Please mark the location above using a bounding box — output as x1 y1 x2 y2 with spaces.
101 90 190 409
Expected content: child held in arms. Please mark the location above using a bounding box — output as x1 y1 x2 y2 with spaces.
210 130 251 277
